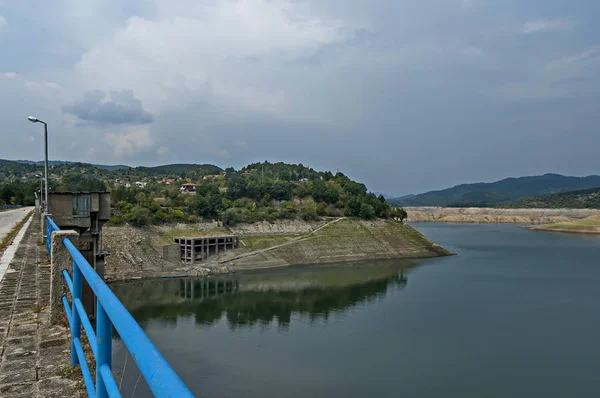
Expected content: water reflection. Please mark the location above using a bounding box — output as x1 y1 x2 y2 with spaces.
111 261 412 330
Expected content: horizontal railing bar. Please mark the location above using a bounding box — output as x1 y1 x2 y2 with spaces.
74 337 96 398
74 298 98 357
100 364 123 398
62 237 194 397
62 270 74 295
61 296 72 325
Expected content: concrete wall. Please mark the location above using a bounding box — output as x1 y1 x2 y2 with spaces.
90 192 100 212
161 244 182 263
99 193 111 220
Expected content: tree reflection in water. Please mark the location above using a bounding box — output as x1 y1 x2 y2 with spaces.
111 262 412 332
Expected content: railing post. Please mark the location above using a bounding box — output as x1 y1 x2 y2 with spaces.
96 303 113 398
49 229 79 325
71 259 82 365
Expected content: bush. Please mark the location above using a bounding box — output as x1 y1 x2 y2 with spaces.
316 202 328 216
170 209 186 221
358 203 375 219
153 209 169 223
220 208 245 226
127 205 152 227
300 199 319 221
107 215 126 225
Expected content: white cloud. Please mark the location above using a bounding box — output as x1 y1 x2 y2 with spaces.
0 71 63 97
0 72 17 79
522 19 573 34
0 15 7 31
545 47 600 71
105 127 154 157
73 0 348 118
498 47 600 101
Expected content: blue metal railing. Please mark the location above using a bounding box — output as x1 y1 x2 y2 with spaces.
46 216 194 397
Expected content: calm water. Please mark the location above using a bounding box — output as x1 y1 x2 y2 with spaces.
111 224 600 397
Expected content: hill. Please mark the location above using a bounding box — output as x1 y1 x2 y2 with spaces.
390 174 600 207
133 163 222 175
387 194 415 204
223 218 451 268
509 186 600 209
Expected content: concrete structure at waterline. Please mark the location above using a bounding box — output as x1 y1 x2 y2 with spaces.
173 235 240 264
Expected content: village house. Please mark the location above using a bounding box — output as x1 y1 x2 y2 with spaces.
180 183 197 192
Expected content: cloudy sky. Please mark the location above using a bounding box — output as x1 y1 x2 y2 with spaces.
1 0 599 196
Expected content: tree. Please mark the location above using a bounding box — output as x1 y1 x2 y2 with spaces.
390 207 408 222
227 174 247 199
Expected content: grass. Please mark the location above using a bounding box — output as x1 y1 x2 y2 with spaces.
241 235 300 251
0 210 33 253
262 218 449 264
535 216 600 232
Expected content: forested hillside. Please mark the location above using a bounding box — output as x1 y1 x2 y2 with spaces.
0 159 407 225
390 174 600 207
509 187 600 209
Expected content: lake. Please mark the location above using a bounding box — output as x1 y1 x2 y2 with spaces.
111 223 600 397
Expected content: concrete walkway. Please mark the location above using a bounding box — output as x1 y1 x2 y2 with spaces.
0 208 33 244
0 217 82 397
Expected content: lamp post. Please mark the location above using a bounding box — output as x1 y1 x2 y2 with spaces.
35 173 44 213
27 116 49 216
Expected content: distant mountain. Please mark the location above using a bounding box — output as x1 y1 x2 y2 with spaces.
387 194 415 206
509 186 600 209
9 160 222 174
394 174 600 207
372 192 395 199
134 163 222 175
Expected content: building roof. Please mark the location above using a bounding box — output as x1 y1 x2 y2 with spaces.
182 183 197 186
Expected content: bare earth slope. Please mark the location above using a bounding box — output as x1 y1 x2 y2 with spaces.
407 207 600 224
221 218 451 269
102 218 451 279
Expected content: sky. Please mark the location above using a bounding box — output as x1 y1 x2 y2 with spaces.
0 0 599 196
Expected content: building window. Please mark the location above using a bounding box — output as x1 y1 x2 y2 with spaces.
73 195 91 216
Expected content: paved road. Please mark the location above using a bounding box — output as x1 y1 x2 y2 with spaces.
0 207 34 243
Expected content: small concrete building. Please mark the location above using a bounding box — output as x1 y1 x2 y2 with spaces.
47 191 112 319
47 192 111 234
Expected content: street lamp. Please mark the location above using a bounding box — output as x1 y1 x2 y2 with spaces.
27 116 49 217
35 173 44 212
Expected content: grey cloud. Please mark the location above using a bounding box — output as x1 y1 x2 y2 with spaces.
3 0 600 197
62 90 153 125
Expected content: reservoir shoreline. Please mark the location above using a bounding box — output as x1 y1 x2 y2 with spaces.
102 217 453 282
